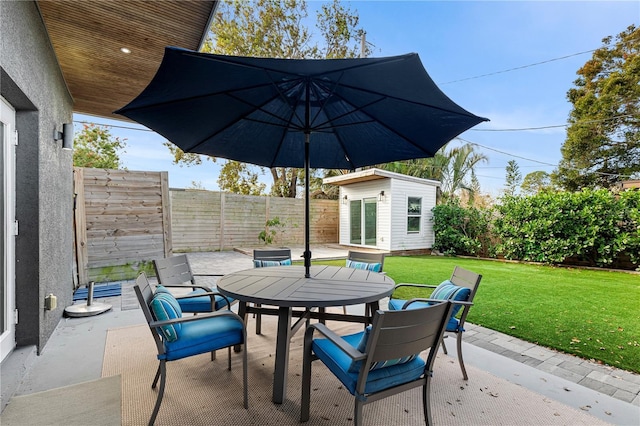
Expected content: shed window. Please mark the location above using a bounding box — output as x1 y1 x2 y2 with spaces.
407 197 421 233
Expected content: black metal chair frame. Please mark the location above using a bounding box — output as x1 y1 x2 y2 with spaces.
390 265 482 380
301 301 454 426
134 272 248 425
344 251 387 315
153 254 229 311
252 248 293 334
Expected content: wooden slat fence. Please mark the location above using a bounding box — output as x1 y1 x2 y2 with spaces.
73 168 338 284
73 168 171 285
170 189 338 251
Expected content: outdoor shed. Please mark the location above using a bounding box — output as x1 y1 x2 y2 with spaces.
323 168 440 253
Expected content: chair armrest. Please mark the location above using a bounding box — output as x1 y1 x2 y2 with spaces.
192 273 224 277
403 298 473 310
160 284 211 292
394 283 437 290
150 309 243 328
175 290 232 310
306 323 365 362
390 283 436 299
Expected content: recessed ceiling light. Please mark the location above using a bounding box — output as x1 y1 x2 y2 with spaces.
120 47 131 54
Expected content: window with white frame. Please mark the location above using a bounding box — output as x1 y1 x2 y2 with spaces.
407 196 421 233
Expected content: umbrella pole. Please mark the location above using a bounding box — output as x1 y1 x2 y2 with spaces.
304 131 311 278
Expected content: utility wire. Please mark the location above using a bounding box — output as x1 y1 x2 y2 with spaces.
457 137 633 179
75 120 154 132
440 48 596 85
470 114 635 132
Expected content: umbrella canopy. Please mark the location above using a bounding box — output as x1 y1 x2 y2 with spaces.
116 46 488 276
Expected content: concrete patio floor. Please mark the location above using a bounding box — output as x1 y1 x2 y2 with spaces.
2 248 639 425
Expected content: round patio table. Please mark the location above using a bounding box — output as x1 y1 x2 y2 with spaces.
217 265 395 404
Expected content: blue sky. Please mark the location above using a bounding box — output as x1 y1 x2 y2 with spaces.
75 0 640 195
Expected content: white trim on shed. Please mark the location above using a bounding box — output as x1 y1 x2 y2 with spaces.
324 169 440 252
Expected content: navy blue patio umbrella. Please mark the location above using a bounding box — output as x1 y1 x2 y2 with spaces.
116 46 488 277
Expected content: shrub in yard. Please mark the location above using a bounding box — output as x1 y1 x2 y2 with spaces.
494 189 640 268
432 199 493 256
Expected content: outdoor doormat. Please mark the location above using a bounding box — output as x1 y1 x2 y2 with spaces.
73 283 122 301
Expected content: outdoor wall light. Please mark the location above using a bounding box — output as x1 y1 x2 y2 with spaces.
342 194 348 205
378 190 386 202
53 123 73 150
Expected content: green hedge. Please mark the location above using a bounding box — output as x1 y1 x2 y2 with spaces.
433 189 640 269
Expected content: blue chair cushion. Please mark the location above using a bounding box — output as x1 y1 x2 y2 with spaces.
150 292 183 342
388 280 471 332
156 285 231 312
313 331 426 396
346 259 382 272
162 315 245 361
348 326 417 372
253 258 292 268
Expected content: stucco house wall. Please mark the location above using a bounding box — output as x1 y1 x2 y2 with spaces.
1 1 74 352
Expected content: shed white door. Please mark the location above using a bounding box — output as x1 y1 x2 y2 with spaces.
349 198 377 246
1 96 16 361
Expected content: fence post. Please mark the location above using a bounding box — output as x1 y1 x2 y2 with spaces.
160 171 172 257
219 192 225 251
73 167 89 286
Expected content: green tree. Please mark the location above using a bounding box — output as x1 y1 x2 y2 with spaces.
217 161 266 195
554 25 640 190
169 0 371 197
521 171 552 195
73 123 126 169
377 143 488 202
503 160 522 197
438 144 488 201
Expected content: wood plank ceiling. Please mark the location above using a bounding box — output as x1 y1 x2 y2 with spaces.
37 1 217 121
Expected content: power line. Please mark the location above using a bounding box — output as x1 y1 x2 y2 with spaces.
74 120 154 132
456 137 558 167
456 137 633 179
470 114 635 132
439 48 596 85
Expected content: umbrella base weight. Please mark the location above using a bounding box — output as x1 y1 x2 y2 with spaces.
64 281 112 318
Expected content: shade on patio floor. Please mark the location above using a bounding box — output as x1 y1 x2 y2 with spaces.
102 311 611 425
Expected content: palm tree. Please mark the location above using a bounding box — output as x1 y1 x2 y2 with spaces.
440 144 488 200
377 143 488 201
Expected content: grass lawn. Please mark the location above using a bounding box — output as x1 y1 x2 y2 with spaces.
313 256 640 373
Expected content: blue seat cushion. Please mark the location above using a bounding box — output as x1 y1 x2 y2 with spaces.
388 280 471 332
346 259 382 272
156 285 231 312
312 331 426 396
150 292 183 342
348 326 417 372
253 258 292 268
162 315 244 361
178 288 231 312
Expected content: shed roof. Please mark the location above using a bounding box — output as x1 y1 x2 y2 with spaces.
323 168 440 187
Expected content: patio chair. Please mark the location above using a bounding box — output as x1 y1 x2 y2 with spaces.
343 251 387 315
252 249 292 334
346 250 386 272
388 266 482 380
300 301 454 426
153 254 232 313
134 272 248 425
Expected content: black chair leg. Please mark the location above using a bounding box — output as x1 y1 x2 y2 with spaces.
423 379 433 426
149 360 167 426
151 363 161 389
456 332 468 380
